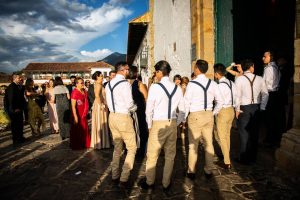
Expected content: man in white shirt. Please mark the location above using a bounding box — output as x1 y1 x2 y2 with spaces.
262 51 282 147
105 62 137 188
184 59 223 180
235 59 269 164
140 60 185 195
213 63 236 170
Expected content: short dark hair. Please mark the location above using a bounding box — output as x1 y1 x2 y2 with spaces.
265 50 275 62
109 70 116 75
195 59 208 73
154 60 171 76
115 61 128 72
213 63 226 76
129 65 138 79
92 71 102 80
54 76 64 86
173 74 181 82
70 75 76 79
241 59 254 71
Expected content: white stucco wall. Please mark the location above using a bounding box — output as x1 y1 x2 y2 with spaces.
153 0 191 79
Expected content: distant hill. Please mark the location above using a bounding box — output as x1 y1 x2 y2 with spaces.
98 52 126 67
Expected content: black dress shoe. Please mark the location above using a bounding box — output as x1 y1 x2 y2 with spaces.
204 171 213 179
163 183 174 197
186 173 196 180
112 177 120 186
139 178 154 190
224 164 231 169
119 181 129 189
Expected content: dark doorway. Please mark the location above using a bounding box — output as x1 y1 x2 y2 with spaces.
232 0 295 75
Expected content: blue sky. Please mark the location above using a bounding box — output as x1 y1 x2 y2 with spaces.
0 0 148 73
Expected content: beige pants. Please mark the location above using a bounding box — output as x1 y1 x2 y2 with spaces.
146 120 177 188
188 111 214 174
109 113 137 182
216 107 235 164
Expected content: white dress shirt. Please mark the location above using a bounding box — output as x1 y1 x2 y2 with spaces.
146 76 185 129
184 74 224 118
105 74 136 114
263 61 281 92
235 71 269 111
218 77 237 108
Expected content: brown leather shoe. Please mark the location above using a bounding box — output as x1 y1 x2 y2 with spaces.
224 164 231 169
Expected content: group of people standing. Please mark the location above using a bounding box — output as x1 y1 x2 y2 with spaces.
5 50 287 195
104 51 286 196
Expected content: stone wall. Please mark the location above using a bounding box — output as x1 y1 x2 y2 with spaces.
275 129 300 175
275 0 300 176
153 0 191 78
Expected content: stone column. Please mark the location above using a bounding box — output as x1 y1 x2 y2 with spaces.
191 0 215 79
275 0 300 175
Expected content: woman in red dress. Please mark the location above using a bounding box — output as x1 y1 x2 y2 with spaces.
70 77 90 150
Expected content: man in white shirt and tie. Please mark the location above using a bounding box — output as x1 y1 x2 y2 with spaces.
235 59 269 164
140 60 185 196
262 50 282 147
184 59 224 180
213 63 236 170
105 61 137 188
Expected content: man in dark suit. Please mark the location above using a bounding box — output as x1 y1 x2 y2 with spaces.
6 74 26 144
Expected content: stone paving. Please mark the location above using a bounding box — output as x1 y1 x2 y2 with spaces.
0 119 299 200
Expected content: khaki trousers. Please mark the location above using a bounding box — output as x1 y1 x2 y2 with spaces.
216 107 235 164
146 120 177 188
188 111 214 173
109 113 137 182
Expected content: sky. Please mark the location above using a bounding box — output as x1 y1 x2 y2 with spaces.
0 0 148 73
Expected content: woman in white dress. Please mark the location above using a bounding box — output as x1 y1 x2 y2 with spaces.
45 79 59 134
90 71 110 149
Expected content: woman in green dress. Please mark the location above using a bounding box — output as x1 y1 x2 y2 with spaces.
25 78 46 136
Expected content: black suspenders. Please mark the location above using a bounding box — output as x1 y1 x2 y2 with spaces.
220 80 233 106
108 80 128 112
243 75 256 104
190 79 212 111
157 83 178 120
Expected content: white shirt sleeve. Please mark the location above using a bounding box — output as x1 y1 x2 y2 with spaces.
176 89 185 125
146 85 156 129
122 81 137 112
235 77 242 112
263 67 274 91
212 83 224 115
231 81 237 107
183 83 193 119
260 79 269 110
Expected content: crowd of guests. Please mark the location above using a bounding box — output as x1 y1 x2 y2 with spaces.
4 50 292 195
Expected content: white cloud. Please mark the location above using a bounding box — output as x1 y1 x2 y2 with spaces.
109 0 132 5
0 0 132 73
80 49 113 59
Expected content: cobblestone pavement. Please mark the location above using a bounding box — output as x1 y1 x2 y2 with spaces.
0 119 299 200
